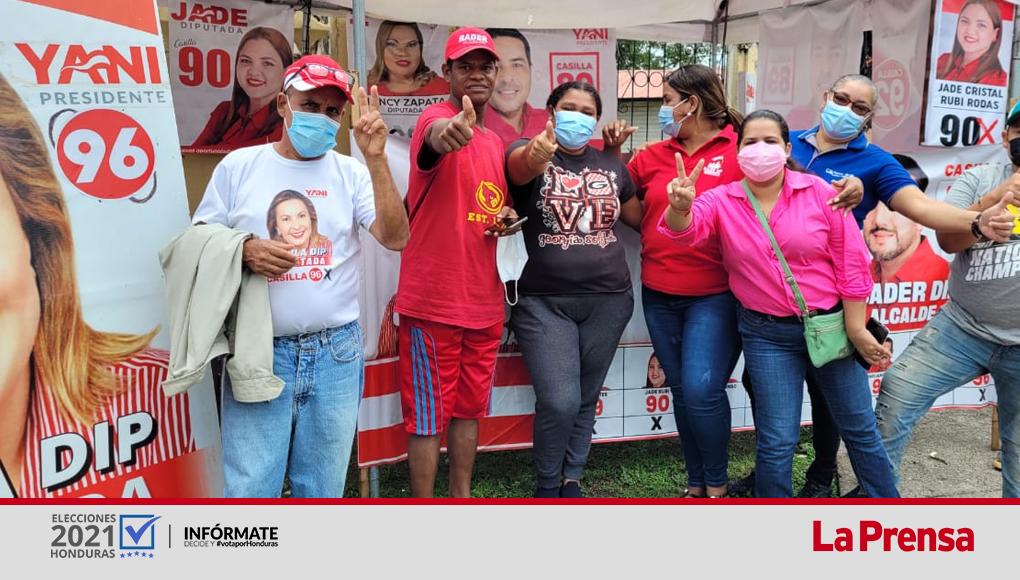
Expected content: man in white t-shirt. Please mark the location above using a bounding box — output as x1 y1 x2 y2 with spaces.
193 54 408 498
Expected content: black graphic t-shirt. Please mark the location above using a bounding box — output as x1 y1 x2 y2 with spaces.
508 140 636 295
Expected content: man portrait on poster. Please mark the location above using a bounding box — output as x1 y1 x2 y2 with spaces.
483 28 549 145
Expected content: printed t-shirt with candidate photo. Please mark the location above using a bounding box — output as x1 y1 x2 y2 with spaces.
396 100 508 329
508 139 636 295
192 143 376 337
627 125 743 296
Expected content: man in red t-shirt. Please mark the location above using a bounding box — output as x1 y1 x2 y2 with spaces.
395 27 519 498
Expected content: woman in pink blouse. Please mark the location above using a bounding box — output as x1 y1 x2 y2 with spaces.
658 109 898 498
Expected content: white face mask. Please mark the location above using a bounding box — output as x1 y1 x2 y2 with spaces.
496 231 529 306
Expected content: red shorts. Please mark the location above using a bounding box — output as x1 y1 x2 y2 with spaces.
399 315 502 436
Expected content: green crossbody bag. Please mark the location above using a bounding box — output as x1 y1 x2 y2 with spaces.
742 181 853 368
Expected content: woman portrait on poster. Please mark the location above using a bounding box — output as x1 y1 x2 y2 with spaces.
367 21 448 96
646 353 666 389
0 73 194 498
191 26 294 149
266 189 331 259
936 0 1008 87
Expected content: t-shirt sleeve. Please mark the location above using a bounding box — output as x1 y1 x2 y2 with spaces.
410 105 448 173
352 161 377 230
873 151 919 206
627 150 647 199
945 166 985 209
616 157 637 204
191 156 234 226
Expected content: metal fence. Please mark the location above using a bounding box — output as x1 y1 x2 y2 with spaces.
616 40 724 152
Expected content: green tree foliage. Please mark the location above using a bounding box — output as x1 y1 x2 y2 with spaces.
616 40 716 70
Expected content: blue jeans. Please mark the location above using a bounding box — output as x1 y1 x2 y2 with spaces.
738 307 898 498
221 322 364 498
876 311 1020 497
642 286 741 488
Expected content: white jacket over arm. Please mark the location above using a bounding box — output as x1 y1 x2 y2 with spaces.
159 223 283 402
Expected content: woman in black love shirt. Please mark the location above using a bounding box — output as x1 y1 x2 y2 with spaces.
505 81 640 498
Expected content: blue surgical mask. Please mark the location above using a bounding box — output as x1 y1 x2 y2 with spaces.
820 99 865 141
285 100 340 158
553 110 596 149
658 98 690 138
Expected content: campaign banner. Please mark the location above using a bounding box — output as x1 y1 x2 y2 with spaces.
923 0 1014 147
169 0 294 153
756 0 865 130
346 21 618 145
0 0 220 498
870 0 932 153
862 145 1002 405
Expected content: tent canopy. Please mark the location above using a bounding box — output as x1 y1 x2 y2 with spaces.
312 1 820 30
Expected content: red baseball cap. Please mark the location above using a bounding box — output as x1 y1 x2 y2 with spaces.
443 27 500 62
283 54 354 101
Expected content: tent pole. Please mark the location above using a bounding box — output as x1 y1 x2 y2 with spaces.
351 0 374 496
302 0 312 54
352 0 368 81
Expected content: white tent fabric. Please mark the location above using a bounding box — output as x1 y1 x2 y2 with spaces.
314 0 839 29
316 0 720 28
300 0 843 42
156 0 916 42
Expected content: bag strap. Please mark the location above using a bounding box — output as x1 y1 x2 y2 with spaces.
741 180 811 318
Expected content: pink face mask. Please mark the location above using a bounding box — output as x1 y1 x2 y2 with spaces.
737 141 788 182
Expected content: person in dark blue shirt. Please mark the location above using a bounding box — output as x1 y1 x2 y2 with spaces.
734 73 1012 499
792 74 1002 231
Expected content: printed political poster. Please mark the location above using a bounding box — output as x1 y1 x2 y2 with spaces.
0 0 220 498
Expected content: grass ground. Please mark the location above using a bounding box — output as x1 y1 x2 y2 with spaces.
347 427 822 498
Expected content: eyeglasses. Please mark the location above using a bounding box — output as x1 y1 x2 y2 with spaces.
286 63 353 87
830 91 872 116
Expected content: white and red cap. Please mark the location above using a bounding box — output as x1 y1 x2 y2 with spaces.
443 27 500 62
283 54 354 101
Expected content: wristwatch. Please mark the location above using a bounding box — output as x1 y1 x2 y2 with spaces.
970 212 983 239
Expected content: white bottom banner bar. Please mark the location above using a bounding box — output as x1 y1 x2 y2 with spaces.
0 502 1012 576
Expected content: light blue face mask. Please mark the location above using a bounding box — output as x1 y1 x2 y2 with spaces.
820 99 865 141
286 101 341 158
658 98 690 138
553 110 597 149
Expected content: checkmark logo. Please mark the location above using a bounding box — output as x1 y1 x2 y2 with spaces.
120 515 161 550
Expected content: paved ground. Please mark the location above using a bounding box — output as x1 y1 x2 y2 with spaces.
836 407 1002 498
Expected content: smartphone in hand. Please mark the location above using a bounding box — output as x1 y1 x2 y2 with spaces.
854 317 890 369
486 216 528 235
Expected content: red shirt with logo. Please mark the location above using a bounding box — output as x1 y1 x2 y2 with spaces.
627 125 743 295
396 101 508 329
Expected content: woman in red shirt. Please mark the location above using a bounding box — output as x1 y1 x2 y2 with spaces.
191 27 293 150
627 64 744 498
936 0 1008 87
